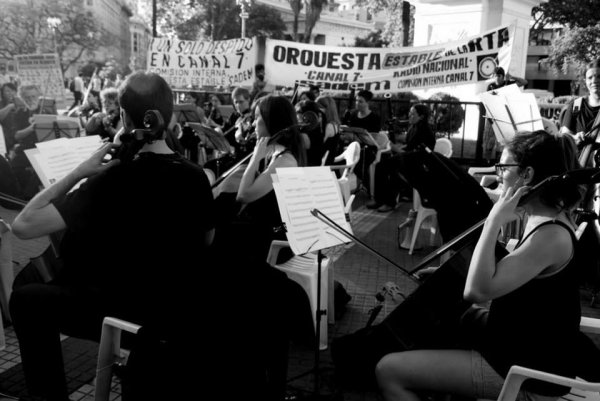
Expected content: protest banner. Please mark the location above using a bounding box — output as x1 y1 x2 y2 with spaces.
265 23 516 95
147 37 257 91
15 53 65 100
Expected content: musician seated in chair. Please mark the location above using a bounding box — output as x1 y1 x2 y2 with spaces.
367 104 435 212
212 95 313 401
9 71 216 401
376 130 584 401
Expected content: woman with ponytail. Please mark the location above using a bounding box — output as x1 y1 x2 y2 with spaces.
377 130 584 401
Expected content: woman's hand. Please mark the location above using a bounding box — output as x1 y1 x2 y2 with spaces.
72 142 120 180
487 179 529 226
252 137 269 161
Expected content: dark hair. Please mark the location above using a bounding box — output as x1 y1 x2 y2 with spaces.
506 130 582 210
118 71 173 129
257 95 307 167
357 89 373 101
494 67 505 76
309 84 320 93
586 59 600 71
299 90 316 101
255 63 265 71
232 87 250 100
0 83 17 104
412 103 430 120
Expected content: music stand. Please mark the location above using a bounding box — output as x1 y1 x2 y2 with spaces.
173 103 204 124
33 114 82 143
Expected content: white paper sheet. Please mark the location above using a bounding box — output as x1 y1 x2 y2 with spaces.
272 166 353 255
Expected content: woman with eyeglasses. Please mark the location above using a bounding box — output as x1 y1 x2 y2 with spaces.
377 130 584 401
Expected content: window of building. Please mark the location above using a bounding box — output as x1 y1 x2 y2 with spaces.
87 0 93 6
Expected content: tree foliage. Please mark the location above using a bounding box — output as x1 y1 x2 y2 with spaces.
531 0 600 35
545 25 600 77
428 92 465 137
0 0 104 74
354 0 413 47
354 30 389 48
139 0 285 41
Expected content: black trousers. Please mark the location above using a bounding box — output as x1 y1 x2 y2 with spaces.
9 282 125 401
373 154 410 206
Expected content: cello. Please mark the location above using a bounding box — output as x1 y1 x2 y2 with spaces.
329 154 600 390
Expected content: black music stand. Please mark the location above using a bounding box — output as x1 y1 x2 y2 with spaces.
33 115 82 143
173 103 204 124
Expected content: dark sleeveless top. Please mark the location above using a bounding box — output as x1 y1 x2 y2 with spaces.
480 220 580 396
237 150 292 246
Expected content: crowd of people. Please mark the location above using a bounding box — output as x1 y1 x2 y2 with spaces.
0 57 599 401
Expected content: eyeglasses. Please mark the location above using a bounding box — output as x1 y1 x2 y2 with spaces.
494 163 520 175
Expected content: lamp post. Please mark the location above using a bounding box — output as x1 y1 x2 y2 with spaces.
47 17 61 54
236 0 250 38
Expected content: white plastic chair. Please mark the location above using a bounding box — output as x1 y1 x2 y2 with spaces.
266 243 332 351
407 138 453 255
94 317 141 401
497 317 600 401
327 141 361 205
266 183 355 351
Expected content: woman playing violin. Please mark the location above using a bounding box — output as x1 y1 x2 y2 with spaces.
377 130 583 401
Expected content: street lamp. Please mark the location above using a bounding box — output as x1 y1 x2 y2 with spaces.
236 0 250 38
47 17 62 54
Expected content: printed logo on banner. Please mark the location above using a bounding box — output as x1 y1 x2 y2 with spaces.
477 54 498 80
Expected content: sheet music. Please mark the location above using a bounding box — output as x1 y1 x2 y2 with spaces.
479 84 543 144
272 166 353 255
28 136 102 186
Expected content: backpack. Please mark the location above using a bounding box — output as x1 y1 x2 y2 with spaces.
69 79 75 93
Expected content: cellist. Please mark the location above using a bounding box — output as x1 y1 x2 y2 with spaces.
376 130 584 401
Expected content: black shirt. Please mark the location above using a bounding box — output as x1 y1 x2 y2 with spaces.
561 97 600 136
344 110 381 133
52 152 215 313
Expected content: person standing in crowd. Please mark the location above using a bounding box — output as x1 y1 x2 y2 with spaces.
377 130 583 401
487 67 528 92
341 89 381 186
250 63 275 101
9 71 216 401
68 73 84 112
89 72 103 105
483 67 529 162
560 59 600 157
367 103 435 212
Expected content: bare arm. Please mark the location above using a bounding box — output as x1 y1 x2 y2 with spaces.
464 185 571 302
12 142 120 239
506 73 528 87
237 138 297 204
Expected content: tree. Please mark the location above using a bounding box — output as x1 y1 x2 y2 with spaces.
545 25 600 78
303 0 328 43
531 0 600 36
288 0 303 42
354 0 414 47
428 92 465 138
354 29 389 48
139 0 285 41
0 0 104 74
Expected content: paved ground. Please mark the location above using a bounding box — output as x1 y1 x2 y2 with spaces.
1 188 600 400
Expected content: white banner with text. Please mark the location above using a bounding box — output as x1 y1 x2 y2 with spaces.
15 53 65 100
265 24 516 95
146 37 257 91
